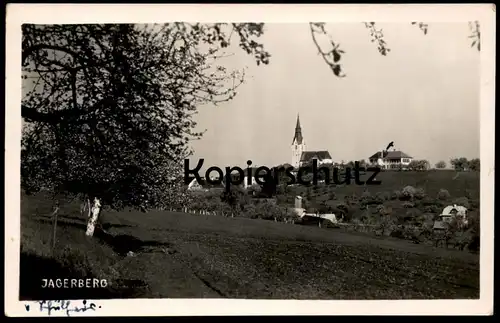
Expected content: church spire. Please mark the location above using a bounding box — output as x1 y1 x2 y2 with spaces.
292 114 303 145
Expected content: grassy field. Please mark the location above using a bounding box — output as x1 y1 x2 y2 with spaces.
285 169 480 202
20 182 479 300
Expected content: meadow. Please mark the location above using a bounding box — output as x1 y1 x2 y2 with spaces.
20 170 480 300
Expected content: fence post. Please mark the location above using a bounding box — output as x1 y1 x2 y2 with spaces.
51 205 60 255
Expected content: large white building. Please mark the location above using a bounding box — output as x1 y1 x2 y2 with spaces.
368 149 413 170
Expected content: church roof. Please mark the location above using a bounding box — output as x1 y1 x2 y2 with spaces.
300 151 332 162
292 114 304 145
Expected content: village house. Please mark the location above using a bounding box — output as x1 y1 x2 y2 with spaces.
433 204 469 231
368 149 413 170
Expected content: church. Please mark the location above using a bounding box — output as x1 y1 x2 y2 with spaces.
291 114 333 168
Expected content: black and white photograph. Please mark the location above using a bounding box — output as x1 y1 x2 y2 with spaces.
5 3 495 316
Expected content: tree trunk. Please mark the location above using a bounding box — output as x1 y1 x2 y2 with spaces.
85 198 102 237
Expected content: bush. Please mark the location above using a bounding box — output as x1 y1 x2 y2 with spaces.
423 204 441 214
361 191 372 201
391 190 402 200
377 215 397 236
437 189 451 201
449 231 473 250
242 204 258 219
255 201 285 221
414 188 426 200
402 201 415 208
466 210 480 252
469 199 480 210
452 196 470 209
317 203 334 214
402 186 417 200
389 226 405 239
335 203 351 222
378 191 391 201
405 209 422 224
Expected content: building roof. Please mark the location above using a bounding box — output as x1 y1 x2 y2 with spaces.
441 204 468 216
187 177 225 190
369 150 412 160
300 151 332 162
292 114 304 145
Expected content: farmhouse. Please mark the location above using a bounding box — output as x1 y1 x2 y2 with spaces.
368 149 413 170
433 204 469 231
291 114 333 168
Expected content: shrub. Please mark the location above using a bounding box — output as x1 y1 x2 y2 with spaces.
469 199 480 210
255 201 285 221
423 205 441 214
378 215 397 236
414 188 426 200
276 195 288 205
464 189 474 199
466 210 480 251
317 203 334 214
389 226 405 239
452 196 470 209
378 191 391 201
361 191 372 201
402 186 417 200
405 209 422 224
335 203 351 222
391 190 402 200
449 231 473 250
242 204 258 219
437 189 451 201
402 201 414 208
360 192 384 206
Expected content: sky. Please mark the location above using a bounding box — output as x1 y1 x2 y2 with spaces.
188 22 480 172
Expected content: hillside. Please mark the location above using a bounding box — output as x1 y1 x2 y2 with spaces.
20 189 479 300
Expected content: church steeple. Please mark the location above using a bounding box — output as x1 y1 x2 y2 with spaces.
292 114 303 145
291 114 306 169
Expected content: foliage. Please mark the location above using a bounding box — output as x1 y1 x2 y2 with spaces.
391 190 402 200
450 157 471 171
408 160 430 171
254 201 286 221
452 196 470 209
401 186 417 200
437 189 451 201
21 23 268 210
468 158 480 171
435 160 446 169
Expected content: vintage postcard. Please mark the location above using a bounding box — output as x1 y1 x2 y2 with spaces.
5 3 495 316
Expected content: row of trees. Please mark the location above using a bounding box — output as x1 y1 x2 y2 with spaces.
449 158 480 171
